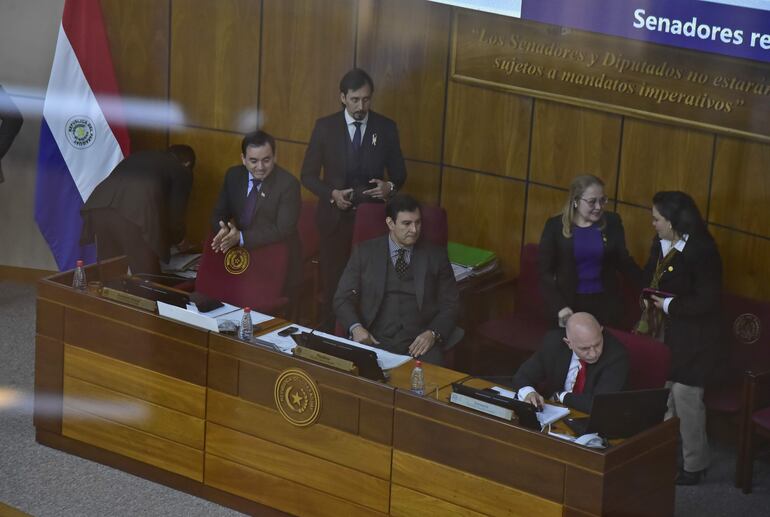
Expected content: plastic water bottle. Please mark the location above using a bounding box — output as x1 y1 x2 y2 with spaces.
72 259 87 291
410 360 425 396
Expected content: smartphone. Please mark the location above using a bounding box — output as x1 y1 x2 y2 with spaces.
277 326 298 337
642 288 676 299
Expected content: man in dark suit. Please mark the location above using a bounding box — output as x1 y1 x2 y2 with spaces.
334 194 459 365
302 68 407 329
80 145 195 274
0 85 24 184
512 312 628 413
210 130 301 298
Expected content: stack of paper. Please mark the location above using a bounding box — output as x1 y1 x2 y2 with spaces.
447 242 499 282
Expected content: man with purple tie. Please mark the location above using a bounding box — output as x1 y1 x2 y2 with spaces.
210 130 301 295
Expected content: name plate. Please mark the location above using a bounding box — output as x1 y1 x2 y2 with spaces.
292 345 358 375
450 392 514 421
101 287 157 312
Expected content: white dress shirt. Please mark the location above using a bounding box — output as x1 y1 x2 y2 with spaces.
517 352 583 403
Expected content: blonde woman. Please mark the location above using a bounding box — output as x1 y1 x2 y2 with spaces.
538 174 640 328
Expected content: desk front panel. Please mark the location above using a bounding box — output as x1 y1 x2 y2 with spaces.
205 334 397 515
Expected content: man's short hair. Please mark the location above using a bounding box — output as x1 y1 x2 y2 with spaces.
167 144 196 170
339 68 374 94
241 130 276 155
386 193 421 221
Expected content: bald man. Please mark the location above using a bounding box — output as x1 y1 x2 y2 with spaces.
512 312 628 414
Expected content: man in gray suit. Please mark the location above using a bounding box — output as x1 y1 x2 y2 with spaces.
334 194 460 364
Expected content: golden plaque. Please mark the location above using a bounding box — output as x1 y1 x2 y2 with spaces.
224 247 250 275
274 368 321 427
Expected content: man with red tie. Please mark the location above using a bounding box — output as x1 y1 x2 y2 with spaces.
512 312 628 414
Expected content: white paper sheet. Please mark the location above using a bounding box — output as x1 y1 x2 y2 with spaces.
158 301 219 332
257 324 412 370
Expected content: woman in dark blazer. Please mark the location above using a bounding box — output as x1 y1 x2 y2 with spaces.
644 191 722 486
539 174 641 328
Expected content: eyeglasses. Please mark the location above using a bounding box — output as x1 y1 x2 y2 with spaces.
580 196 609 207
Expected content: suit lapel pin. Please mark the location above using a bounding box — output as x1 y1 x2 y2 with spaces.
668 266 673 272
260 191 266 198
372 133 377 147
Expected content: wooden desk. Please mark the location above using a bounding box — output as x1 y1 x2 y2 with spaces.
35 262 676 516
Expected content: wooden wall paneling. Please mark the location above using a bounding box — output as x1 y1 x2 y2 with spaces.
443 81 532 179
401 160 440 205
64 308 208 386
101 0 170 151
712 226 770 302
208 351 239 396
34 335 64 433
207 423 390 512
63 375 205 449
441 167 525 277
273 139 316 200
523 184 566 246
710 137 770 238
530 101 622 190
64 344 206 417
169 127 243 246
390 484 487 517
617 119 713 209
204 455 385 517
207 390 392 479
392 451 562 517
260 0 356 142
36 298 63 341
615 203 655 268
170 0 260 132
393 409 565 503
356 0 451 163
62 405 204 481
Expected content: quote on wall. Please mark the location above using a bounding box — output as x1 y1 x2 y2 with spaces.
452 9 770 141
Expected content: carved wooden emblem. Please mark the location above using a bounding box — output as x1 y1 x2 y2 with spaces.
734 313 761 345
274 368 321 427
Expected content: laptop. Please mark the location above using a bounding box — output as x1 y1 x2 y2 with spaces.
291 332 386 381
564 388 669 439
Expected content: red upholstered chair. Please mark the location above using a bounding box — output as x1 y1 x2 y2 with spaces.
735 368 770 493
351 202 449 246
475 244 549 356
705 293 770 413
195 235 289 315
606 327 671 390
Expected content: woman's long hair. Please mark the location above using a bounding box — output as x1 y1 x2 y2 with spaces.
652 191 710 240
561 174 606 238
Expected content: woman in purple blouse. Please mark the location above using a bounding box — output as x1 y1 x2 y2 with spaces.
538 174 641 328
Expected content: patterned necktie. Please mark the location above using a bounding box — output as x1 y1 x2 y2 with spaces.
240 178 262 228
395 248 409 277
352 121 362 152
573 360 588 394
